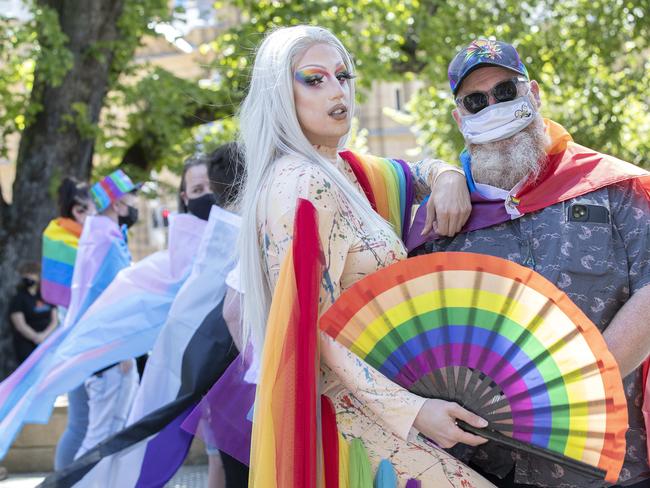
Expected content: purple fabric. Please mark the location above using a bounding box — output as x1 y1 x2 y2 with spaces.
181 356 255 466
405 191 511 252
135 404 196 488
395 159 415 241
406 480 421 488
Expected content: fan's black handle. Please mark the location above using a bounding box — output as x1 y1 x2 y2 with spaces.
456 421 607 480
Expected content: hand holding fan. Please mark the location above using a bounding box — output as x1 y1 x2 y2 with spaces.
319 252 628 484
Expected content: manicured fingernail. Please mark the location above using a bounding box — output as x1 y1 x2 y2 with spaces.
480 419 488 427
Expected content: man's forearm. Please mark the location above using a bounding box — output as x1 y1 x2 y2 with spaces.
603 284 650 378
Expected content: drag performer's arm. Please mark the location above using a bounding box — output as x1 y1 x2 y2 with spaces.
410 159 471 237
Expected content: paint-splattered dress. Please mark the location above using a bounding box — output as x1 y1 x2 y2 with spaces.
258 154 494 487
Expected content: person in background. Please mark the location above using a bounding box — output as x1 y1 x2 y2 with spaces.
42 176 96 315
178 143 249 488
9 261 57 364
72 170 141 459
49 177 97 470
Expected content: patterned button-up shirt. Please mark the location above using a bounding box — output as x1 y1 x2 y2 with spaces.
412 178 650 487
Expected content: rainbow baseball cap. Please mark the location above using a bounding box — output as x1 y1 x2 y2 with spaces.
448 39 529 95
90 169 141 212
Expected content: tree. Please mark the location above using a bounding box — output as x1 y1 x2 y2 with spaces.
0 0 169 378
205 0 650 164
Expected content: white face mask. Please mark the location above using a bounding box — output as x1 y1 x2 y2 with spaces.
460 95 536 145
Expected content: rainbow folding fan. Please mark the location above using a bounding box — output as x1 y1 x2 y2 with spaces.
319 252 628 483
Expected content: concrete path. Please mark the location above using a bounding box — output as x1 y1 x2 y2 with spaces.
0 464 208 488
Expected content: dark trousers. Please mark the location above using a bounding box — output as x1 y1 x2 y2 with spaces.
221 450 249 488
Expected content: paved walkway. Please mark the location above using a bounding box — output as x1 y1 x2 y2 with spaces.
0 464 208 488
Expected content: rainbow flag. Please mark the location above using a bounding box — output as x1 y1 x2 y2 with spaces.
248 198 322 488
41 218 82 308
339 151 414 241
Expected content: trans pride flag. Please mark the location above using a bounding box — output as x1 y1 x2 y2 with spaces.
41 206 240 488
41 218 83 308
25 213 206 424
0 216 131 459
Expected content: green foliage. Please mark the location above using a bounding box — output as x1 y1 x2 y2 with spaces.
0 0 169 162
3 0 649 188
95 66 239 177
207 0 650 166
32 4 74 85
0 16 35 158
0 3 74 158
110 0 169 82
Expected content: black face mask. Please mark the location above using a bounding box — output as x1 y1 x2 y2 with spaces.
22 277 37 289
118 205 139 228
187 193 217 221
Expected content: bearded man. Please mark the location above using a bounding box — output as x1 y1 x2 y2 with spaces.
408 39 650 488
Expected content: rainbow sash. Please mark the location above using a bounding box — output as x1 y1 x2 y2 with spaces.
407 120 650 251
249 198 322 487
41 218 82 307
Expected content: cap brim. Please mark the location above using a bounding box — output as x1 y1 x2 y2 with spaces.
453 62 527 94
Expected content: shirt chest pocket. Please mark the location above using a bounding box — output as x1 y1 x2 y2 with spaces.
559 200 615 277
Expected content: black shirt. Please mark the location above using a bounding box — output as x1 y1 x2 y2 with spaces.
9 287 54 363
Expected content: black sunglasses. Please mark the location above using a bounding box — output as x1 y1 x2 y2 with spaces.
456 77 528 114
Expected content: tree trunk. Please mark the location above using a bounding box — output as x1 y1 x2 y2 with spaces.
0 0 127 379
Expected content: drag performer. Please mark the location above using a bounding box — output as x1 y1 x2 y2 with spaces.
232 25 493 487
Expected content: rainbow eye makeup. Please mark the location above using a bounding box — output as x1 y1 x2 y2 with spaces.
294 65 356 87
294 68 325 86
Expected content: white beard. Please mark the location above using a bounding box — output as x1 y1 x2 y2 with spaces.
468 114 550 191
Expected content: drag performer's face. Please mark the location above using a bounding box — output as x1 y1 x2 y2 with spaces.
293 43 353 147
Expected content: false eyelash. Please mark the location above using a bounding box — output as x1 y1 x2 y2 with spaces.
337 72 356 80
304 74 324 84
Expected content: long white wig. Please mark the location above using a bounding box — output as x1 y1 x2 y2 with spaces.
238 25 394 354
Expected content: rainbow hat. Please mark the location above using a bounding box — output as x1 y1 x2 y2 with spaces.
90 169 140 212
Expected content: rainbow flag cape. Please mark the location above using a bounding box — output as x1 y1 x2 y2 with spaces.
41 218 82 308
339 151 414 241
248 198 322 488
0 216 131 460
407 120 650 251
41 206 240 488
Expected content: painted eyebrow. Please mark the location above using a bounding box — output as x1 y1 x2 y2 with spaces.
296 63 347 72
